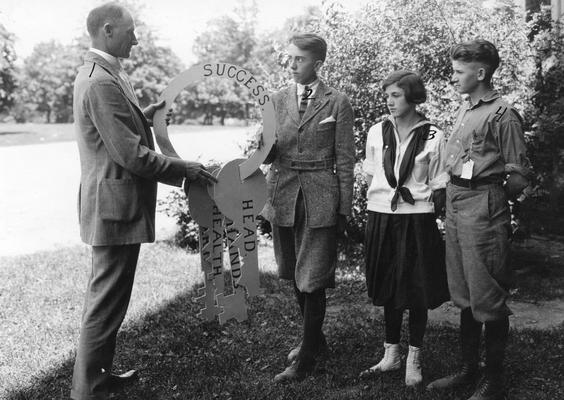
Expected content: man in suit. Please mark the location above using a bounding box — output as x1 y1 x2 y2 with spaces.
262 33 355 382
71 3 216 399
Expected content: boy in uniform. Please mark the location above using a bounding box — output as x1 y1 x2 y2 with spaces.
426 39 532 400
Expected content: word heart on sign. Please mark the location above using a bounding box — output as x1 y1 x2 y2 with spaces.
215 216 248 324
187 180 224 321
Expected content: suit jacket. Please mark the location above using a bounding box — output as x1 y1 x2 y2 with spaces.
73 51 187 246
263 81 355 228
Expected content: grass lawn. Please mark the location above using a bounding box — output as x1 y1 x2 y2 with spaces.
1 240 562 400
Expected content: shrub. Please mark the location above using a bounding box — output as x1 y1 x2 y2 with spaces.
523 9 564 234
157 188 200 251
310 0 536 242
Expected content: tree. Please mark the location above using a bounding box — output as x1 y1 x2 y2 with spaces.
0 23 17 115
16 41 82 122
122 26 185 109
525 9 564 232
298 0 536 242
180 0 261 124
15 0 184 123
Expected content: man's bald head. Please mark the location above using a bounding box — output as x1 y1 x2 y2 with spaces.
86 2 137 58
86 3 127 38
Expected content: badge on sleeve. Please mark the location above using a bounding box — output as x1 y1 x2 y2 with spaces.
461 159 474 179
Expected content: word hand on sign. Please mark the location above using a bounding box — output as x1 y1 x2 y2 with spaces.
213 159 266 299
216 216 248 324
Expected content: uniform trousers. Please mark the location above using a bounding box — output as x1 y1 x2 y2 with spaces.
445 182 512 322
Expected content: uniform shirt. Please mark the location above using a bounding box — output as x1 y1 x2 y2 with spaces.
363 117 448 214
444 90 530 179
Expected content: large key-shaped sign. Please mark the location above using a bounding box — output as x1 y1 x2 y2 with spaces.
153 63 275 324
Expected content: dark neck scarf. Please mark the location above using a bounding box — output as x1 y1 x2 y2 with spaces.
382 118 431 211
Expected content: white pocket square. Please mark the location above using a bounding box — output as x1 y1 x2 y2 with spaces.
319 116 336 124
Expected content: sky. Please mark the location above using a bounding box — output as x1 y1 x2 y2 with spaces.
0 0 365 66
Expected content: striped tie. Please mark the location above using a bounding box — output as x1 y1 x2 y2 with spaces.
299 85 310 120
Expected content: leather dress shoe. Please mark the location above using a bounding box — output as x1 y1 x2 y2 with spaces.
467 376 505 400
108 370 139 392
426 364 478 391
287 334 329 363
274 356 314 383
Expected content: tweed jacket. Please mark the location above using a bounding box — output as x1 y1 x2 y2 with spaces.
263 81 355 228
74 51 187 246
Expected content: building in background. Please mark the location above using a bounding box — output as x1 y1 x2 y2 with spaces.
519 0 563 19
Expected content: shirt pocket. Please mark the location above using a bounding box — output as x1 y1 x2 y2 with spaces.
470 129 487 152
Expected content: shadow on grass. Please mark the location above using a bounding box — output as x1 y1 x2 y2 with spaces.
5 271 564 400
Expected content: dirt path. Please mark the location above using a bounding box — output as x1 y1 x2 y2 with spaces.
327 299 564 331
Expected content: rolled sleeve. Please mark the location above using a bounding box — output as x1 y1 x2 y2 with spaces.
498 110 533 179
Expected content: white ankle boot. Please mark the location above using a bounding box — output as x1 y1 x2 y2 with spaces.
360 342 401 377
405 345 422 386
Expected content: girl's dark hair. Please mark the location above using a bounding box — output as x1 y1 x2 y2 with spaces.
382 70 427 104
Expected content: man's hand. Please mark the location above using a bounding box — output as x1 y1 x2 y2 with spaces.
143 100 172 126
185 161 218 185
503 172 530 200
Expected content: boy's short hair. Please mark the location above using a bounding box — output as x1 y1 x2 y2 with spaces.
289 33 327 62
449 39 500 83
382 70 427 104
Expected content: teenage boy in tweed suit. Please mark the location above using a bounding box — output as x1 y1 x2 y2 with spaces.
261 33 355 382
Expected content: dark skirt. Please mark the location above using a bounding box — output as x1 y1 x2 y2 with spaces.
364 211 449 310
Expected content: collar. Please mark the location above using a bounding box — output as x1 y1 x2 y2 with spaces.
89 48 122 70
386 113 431 133
296 79 320 97
466 90 500 109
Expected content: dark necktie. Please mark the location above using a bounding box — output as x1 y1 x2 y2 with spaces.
299 85 311 120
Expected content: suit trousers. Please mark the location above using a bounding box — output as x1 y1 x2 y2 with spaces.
272 191 337 293
71 244 141 400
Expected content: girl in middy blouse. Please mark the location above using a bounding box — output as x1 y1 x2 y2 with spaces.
359 70 450 387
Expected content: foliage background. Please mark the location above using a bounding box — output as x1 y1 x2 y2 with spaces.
1 0 563 240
